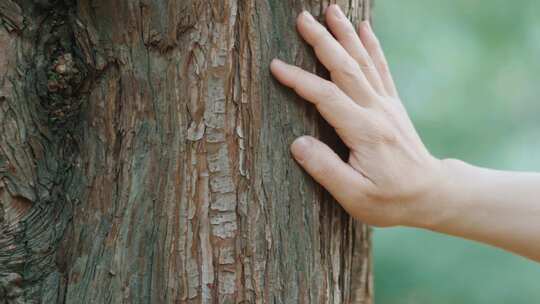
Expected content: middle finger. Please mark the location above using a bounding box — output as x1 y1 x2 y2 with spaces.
296 11 377 107
325 5 386 95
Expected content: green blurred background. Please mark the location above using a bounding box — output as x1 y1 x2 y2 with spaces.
373 0 540 303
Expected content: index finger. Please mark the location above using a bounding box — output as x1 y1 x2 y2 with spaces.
270 59 368 144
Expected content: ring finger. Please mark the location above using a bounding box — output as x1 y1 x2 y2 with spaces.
325 5 386 96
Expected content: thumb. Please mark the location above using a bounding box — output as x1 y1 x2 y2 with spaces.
290 136 367 207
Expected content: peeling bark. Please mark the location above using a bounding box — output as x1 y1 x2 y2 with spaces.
0 0 372 303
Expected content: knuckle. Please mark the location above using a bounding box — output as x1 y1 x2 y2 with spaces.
374 38 382 49
288 67 299 82
361 61 378 72
368 35 382 49
291 66 303 80
311 27 329 47
334 59 361 79
375 119 398 144
311 162 334 179
380 128 398 144
364 185 397 204
321 81 342 100
380 102 401 121
366 118 397 145
375 57 390 73
341 24 358 39
289 66 305 89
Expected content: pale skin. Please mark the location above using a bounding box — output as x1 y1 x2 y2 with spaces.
270 5 540 262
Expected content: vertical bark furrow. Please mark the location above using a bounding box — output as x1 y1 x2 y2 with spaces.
1 1 372 303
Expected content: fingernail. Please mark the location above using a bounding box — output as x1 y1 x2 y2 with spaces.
301 10 315 23
362 20 372 31
271 58 284 67
291 136 312 163
332 5 345 19
270 58 289 73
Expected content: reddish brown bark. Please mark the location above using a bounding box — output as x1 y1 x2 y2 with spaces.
0 1 372 303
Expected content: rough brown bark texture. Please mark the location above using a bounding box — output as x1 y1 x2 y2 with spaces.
0 0 372 303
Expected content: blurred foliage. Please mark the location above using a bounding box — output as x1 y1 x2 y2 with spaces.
373 0 540 302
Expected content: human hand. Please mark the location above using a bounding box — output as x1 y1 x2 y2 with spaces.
270 5 444 227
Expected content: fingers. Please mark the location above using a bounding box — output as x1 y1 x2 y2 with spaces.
325 5 386 95
290 136 369 211
270 59 367 140
296 11 376 106
358 21 399 98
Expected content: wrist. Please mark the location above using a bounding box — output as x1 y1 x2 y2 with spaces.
405 158 469 230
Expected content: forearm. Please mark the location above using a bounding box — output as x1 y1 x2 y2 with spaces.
414 159 540 261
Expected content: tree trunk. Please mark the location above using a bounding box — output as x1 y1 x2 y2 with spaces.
0 0 372 303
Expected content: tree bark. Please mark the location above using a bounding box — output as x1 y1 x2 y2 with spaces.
0 0 372 303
